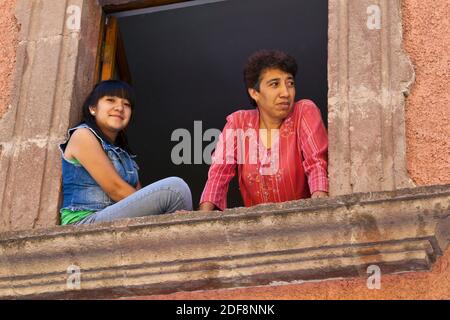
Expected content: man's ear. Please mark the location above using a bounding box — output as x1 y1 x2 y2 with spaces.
248 88 259 103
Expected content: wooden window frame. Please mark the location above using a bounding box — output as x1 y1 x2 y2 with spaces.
96 16 132 83
96 0 191 84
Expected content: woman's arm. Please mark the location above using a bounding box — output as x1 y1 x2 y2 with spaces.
298 100 329 196
64 128 136 202
199 118 237 211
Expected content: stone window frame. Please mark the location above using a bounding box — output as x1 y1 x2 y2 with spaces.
1 0 449 299
0 0 415 230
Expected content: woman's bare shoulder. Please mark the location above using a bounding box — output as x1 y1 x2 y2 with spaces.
69 128 101 145
65 128 102 158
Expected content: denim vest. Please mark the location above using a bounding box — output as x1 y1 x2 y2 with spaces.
59 124 139 212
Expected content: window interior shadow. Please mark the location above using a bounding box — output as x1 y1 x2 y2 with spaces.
116 0 328 208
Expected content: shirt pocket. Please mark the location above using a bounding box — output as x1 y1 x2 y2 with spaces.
132 160 139 171
107 149 127 179
124 159 139 187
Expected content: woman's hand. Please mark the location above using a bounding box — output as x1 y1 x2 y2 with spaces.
199 202 217 211
311 191 328 199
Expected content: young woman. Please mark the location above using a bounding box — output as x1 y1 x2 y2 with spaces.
59 80 192 225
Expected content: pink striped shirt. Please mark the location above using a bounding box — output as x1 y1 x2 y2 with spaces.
200 99 329 210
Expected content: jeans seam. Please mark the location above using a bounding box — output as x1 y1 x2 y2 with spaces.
103 186 185 215
156 187 185 210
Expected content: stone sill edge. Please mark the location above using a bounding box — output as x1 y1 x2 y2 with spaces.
1 183 449 242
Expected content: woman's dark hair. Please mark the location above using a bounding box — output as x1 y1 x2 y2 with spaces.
78 80 136 154
243 50 298 106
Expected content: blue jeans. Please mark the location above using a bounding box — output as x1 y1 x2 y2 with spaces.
75 177 192 225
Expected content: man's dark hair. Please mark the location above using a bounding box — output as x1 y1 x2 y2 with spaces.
243 49 298 106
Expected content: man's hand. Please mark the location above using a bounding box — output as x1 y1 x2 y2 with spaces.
311 191 328 199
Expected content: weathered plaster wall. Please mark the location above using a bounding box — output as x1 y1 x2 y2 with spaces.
0 0 103 232
403 0 450 185
0 0 19 118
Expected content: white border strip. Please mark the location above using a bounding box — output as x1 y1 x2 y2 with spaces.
112 0 228 18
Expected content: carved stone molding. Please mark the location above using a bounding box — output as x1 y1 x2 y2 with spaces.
0 184 449 299
0 0 101 232
328 0 416 196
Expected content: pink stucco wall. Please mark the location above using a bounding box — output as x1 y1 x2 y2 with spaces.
0 0 18 118
403 0 450 185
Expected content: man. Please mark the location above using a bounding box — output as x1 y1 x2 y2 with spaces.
199 50 328 211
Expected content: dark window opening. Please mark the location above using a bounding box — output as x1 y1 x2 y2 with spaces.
98 0 328 208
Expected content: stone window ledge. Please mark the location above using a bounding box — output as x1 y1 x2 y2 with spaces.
1 184 449 299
